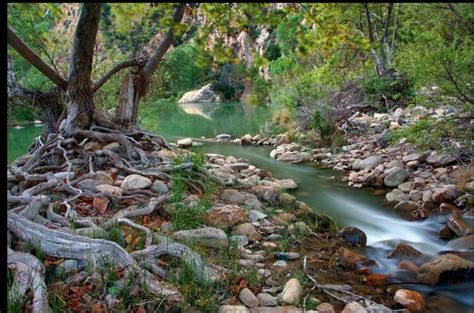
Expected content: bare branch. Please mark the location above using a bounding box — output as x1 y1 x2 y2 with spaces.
92 59 142 92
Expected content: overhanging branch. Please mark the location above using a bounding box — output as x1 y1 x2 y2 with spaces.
7 27 68 90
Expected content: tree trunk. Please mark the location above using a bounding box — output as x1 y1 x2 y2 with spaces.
114 3 186 128
114 72 143 128
60 3 102 135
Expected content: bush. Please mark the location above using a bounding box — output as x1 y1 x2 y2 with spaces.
263 43 281 61
361 71 413 110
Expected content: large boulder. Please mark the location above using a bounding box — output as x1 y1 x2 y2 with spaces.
178 83 221 103
417 254 474 284
174 227 228 248
352 155 384 171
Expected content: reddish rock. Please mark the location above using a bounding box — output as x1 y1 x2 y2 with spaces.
204 205 245 228
398 260 419 273
439 203 460 214
332 247 366 267
394 289 425 311
367 274 388 286
388 242 423 260
93 196 109 213
417 254 474 284
447 214 474 237
338 227 367 247
108 168 119 180
432 185 457 204
95 184 121 195
411 208 431 221
438 225 455 239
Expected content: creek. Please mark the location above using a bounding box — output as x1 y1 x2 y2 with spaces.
7 100 473 311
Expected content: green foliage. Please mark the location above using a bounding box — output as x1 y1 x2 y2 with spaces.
213 63 247 101
312 110 332 140
389 117 458 151
361 72 413 109
263 43 281 61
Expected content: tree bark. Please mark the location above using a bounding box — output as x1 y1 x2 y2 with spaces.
114 3 186 128
7 27 68 90
60 3 102 135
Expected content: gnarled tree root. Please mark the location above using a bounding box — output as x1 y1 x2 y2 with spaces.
8 248 52 313
132 242 221 284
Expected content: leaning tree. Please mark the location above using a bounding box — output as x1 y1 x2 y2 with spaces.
7 3 229 310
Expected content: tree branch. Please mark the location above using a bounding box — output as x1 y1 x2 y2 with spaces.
92 59 142 92
7 27 68 90
441 59 474 104
141 3 186 83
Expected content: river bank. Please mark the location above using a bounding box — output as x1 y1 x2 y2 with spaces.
7 100 473 312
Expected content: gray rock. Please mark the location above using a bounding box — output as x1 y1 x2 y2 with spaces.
353 156 384 171
279 179 298 190
272 260 288 268
394 201 420 212
384 168 408 187
386 189 409 204
232 223 257 236
403 153 421 163
248 210 267 222
386 159 404 170
121 174 152 191
174 227 228 248
427 153 456 167
244 198 263 210
279 193 296 206
177 137 192 148
277 151 311 163
222 189 246 203
257 293 277 306
398 181 412 192
229 163 250 171
230 235 249 247
151 180 169 194
239 288 259 308
465 182 474 192
267 234 283 241
216 134 231 140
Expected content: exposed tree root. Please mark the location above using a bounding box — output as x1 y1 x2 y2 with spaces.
8 248 52 313
6 125 223 307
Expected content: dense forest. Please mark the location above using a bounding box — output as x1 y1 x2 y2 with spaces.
6 3 474 313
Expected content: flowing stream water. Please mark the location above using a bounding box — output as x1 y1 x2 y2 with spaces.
8 101 473 311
